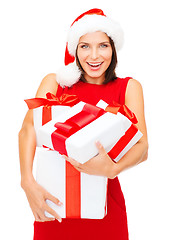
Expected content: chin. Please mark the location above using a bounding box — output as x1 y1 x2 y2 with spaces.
86 69 104 77
89 73 105 80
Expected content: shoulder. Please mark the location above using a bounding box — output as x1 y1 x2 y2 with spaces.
125 78 143 103
40 73 57 87
35 73 58 98
125 78 144 113
126 78 142 91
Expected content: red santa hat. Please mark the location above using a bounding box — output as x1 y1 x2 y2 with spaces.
57 8 124 87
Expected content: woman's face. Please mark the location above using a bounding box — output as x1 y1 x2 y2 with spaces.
77 31 112 84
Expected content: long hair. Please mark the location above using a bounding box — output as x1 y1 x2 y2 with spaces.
76 36 118 84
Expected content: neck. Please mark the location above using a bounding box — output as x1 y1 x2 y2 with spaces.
83 73 105 85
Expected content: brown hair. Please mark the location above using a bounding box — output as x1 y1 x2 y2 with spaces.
76 36 118 84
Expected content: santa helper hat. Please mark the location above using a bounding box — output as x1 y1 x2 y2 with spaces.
57 8 124 87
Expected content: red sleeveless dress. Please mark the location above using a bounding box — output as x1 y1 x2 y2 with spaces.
34 77 131 240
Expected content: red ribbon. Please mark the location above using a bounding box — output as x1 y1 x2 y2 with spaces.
51 103 105 218
25 92 81 218
51 102 138 217
25 92 80 109
66 160 81 218
25 93 139 218
51 103 105 155
105 101 138 124
108 124 138 160
105 101 139 160
25 92 80 125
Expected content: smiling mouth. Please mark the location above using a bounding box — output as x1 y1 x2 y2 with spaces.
87 62 103 67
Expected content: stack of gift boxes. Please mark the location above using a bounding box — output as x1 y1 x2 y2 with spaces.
25 93 142 219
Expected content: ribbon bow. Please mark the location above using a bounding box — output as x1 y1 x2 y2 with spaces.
105 101 138 124
52 103 105 155
24 92 80 109
25 92 80 125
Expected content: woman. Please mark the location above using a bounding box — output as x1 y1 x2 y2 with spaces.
19 8 148 240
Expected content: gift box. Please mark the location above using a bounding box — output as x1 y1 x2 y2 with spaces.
25 94 142 219
35 147 108 219
37 100 143 163
26 94 108 219
25 93 80 146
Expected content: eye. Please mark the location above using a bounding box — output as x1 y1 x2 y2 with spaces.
100 44 108 48
80 44 89 49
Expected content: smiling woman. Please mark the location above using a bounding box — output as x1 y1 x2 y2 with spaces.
18 8 148 240
76 32 117 84
76 32 113 84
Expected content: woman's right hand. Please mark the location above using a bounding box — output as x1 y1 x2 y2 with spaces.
21 177 63 223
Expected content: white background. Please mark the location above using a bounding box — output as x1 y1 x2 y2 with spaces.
1 0 171 239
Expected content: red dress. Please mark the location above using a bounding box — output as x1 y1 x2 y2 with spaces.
34 77 131 240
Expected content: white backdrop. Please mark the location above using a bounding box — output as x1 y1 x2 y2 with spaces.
1 0 171 239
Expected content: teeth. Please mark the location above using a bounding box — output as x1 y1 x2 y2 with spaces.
88 62 102 67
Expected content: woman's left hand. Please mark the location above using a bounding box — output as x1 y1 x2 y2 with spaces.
63 141 119 179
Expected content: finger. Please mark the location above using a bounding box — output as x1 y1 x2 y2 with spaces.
36 216 55 222
38 215 55 222
62 155 70 163
69 157 82 168
37 207 59 222
33 212 41 222
40 216 56 222
63 155 82 168
45 192 63 207
72 165 85 173
36 210 47 222
44 204 62 223
95 141 106 154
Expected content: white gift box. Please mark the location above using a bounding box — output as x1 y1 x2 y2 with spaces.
37 101 142 164
33 100 142 220
33 105 70 146
35 147 108 219
37 101 127 163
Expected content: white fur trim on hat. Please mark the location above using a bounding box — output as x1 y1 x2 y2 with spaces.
56 61 81 87
67 14 124 57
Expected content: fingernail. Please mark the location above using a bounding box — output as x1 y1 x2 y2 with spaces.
58 201 63 206
57 218 62 223
62 155 69 162
96 141 101 146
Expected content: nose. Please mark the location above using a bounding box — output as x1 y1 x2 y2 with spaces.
90 47 99 60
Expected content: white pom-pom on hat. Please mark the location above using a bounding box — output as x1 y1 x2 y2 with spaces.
56 8 124 87
57 62 81 88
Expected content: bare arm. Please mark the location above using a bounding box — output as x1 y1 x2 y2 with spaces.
19 73 58 183
114 79 148 175
18 73 62 222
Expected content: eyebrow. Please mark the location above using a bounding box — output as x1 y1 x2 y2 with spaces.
78 41 110 45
